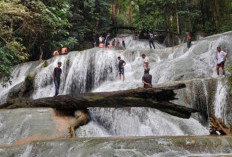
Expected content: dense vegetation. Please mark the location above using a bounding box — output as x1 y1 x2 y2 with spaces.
0 0 232 84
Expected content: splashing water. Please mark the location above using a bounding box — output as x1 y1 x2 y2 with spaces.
214 79 228 121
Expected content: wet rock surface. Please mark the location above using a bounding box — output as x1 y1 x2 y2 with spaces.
0 136 232 157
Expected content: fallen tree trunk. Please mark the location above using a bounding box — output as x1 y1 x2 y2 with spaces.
0 83 198 118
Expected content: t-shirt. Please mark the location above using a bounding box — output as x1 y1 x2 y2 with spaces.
149 34 154 41
217 51 227 64
149 34 154 39
99 37 103 43
106 35 110 42
143 57 149 69
187 35 191 41
54 67 62 81
118 60 125 69
142 74 152 88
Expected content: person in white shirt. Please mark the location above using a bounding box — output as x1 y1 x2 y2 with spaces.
99 35 103 44
142 54 149 71
216 47 227 76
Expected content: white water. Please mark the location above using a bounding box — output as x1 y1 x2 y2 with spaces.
1 32 232 137
76 108 208 137
214 79 228 121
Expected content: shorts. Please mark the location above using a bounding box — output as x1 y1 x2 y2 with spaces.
217 61 225 67
40 51 43 56
119 68 124 75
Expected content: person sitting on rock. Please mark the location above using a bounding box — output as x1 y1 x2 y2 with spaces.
116 40 120 49
142 69 152 88
53 50 60 56
53 62 62 96
112 39 116 47
216 46 227 77
61 46 68 55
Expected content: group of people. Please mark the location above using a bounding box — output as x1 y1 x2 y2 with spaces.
52 42 227 96
98 33 126 49
97 31 157 50
39 44 68 61
117 54 152 88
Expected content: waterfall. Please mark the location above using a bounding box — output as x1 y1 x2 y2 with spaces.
214 79 228 121
75 108 208 137
1 32 232 137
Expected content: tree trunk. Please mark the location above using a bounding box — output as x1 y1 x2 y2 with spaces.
129 0 133 25
214 0 220 29
1 83 198 119
111 4 116 25
175 3 180 34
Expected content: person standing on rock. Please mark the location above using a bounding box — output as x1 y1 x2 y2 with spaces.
105 33 111 48
122 36 126 48
118 57 126 81
142 54 149 72
53 62 62 96
186 31 192 48
39 44 44 61
148 32 155 49
216 47 227 77
99 35 103 44
142 69 152 88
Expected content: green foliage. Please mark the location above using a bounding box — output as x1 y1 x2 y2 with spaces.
42 61 48 68
70 0 112 45
0 0 76 84
24 72 35 92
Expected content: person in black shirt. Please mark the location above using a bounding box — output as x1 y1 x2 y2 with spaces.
105 33 111 48
118 56 126 81
53 62 62 96
142 69 152 88
148 32 155 49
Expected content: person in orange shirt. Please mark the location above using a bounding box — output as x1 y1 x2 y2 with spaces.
61 46 68 55
53 50 59 56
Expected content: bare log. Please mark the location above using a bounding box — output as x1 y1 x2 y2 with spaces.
0 83 198 119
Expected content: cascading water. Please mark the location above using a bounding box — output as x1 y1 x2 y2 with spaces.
214 79 228 121
1 32 232 138
111 34 165 50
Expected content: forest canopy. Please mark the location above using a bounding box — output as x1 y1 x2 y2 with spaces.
0 0 232 84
